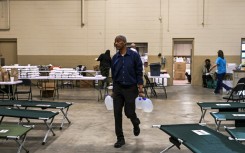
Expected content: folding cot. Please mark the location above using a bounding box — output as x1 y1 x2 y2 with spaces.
0 100 72 129
0 108 59 144
0 124 33 153
210 112 245 131
197 102 245 123
224 126 245 142
153 123 245 153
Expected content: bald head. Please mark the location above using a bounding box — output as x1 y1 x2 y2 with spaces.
131 43 136 49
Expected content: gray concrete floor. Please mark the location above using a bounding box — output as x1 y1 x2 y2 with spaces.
0 85 233 153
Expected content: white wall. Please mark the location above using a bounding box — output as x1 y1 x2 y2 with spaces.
0 0 245 56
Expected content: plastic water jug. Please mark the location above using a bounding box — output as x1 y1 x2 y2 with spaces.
142 98 153 112
135 97 143 109
105 95 113 110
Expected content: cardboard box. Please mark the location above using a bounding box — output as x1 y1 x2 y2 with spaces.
42 90 54 98
79 80 94 88
174 62 186 72
174 72 186 80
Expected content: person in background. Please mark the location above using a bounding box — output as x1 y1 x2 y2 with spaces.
209 50 232 94
130 43 138 53
97 50 111 88
185 72 191 83
131 43 146 71
202 59 213 87
111 35 144 148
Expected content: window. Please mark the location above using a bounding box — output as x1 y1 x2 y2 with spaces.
242 44 245 51
127 42 148 63
242 52 245 59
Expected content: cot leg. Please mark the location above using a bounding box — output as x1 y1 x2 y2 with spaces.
199 109 207 123
60 108 71 130
160 144 175 153
214 119 221 131
24 108 31 123
160 136 182 152
0 116 4 123
42 119 56 145
217 121 221 132
16 134 29 153
152 125 180 153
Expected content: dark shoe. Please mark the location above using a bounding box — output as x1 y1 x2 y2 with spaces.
132 118 140 136
114 139 125 148
134 125 140 136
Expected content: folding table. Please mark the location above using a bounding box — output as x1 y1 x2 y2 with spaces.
21 76 106 101
0 80 23 100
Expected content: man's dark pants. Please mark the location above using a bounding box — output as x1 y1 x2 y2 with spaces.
113 83 140 140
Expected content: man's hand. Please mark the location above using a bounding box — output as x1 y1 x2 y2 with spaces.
139 92 145 98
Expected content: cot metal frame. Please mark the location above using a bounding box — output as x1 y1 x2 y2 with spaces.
152 123 245 153
197 102 245 123
0 108 59 145
0 124 33 153
210 111 245 131
0 100 72 129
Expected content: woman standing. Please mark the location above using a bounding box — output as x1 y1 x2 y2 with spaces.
210 50 232 94
97 50 111 88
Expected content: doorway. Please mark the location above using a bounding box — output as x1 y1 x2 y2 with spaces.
172 38 193 86
0 38 17 65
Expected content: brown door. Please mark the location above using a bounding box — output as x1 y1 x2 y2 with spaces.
0 39 17 65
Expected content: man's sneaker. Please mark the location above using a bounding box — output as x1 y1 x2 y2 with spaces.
114 139 125 148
